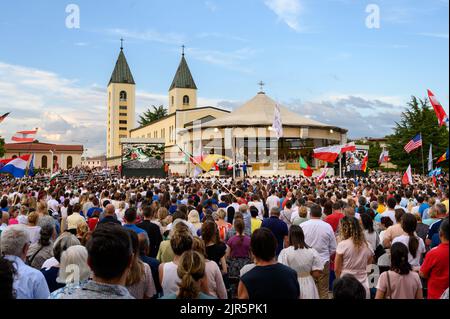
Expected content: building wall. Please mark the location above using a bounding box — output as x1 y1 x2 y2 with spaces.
168 88 197 114
3 151 82 169
107 83 136 158
130 116 176 146
81 158 106 169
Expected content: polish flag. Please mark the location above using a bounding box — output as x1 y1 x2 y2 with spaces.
341 142 357 153
428 90 449 127
317 167 329 182
402 165 413 185
313 145 342 163
12 130 38 143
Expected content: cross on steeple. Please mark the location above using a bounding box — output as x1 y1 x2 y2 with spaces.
181 44 185 56
258 81 265 93
120 38 124 50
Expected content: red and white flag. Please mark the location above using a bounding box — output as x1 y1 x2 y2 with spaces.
428 90 449 127
11 130 38 143
313 145 342 163
378 149 390 164
402 165 413 185
341 142 356 153
317 167 329 182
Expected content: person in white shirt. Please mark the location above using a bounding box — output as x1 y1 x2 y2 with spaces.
47 194 60 214
381 197 397 224
392 213 426 271
266 191 280 212
300 204 337 299
248 194 264 220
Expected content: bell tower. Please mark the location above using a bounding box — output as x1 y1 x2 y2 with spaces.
107 39 136 158
168 46 197 114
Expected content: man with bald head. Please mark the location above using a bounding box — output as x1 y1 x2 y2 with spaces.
98 204 121 225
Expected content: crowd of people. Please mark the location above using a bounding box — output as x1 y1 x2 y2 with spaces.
0 169 448 300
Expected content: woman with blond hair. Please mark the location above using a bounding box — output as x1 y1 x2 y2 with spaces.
188 210 202 233
192 237 227 299
292 206 309 226
36 200 49 217
76 222 89 243
161 250 216 299
115 201 126 224
335 216 373 298
26 212 41 244
159 223 193 296
215 208 232 242
126 230 157 299
156 207 170 236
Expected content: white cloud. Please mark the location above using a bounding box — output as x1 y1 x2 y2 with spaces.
285 95 404 138
418 32 449 39
205 1 218 12
0 62 238 156
264 0 303 32
186 47 257 73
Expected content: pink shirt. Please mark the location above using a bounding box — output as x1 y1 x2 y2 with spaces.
336 239 373 290
376 270 422 299
9 218 18 225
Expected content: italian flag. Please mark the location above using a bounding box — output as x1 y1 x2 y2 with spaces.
299 156 313 177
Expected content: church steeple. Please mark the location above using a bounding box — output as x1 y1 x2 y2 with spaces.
109 45 135 86
168 47 198 114
169 49 197 91
107 40 136 159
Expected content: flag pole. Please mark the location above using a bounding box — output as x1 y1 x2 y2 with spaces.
420 133 425 176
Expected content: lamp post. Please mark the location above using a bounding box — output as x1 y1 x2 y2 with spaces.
49 150 54 176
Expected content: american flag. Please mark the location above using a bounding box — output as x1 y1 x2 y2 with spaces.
404 134 423 153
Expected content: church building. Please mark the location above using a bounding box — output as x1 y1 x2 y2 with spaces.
105 44 348 176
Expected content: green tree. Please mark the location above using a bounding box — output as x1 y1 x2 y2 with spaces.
386 96 449 173
0 137 5 158
138 105 168 126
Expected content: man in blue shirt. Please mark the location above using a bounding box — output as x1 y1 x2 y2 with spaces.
86 198 102 218
123 208 145 235
261 207 288 256
1 225 50 299
417 196 430 218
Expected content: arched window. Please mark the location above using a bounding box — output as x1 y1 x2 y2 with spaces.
120 91 127 101
67 156 73 169
183 95 190 106
41 155 48 168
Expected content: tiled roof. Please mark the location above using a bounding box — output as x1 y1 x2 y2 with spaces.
109 49 135 85
169 55 197 90
5 142 84 152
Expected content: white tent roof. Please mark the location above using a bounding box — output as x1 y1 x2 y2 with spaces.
201 92 346 132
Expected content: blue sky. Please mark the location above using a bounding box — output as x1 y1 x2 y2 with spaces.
0 0 448 155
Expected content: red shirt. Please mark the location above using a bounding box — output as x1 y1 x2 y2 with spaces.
420 242 449 299
88 217 99 231
324 212 344 233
